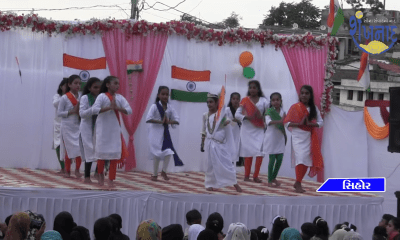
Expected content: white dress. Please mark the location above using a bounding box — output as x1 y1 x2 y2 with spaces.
146 101 180 161
286 107 323 167
92 93 132 160
235 97 269 157
203 111 238 189
263 108 286 155
225 107 241 162
57 94 81 160
52 94 62 149
79 95 97 162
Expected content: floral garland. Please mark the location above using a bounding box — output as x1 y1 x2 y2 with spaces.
0 11 338 114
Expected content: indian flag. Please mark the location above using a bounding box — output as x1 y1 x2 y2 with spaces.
327 0 344 36
63 53 109 84
170 66 211 103
357 51 370 90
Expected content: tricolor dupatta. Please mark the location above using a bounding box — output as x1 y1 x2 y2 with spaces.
266 107 287 145
240 97 264 128
105 92 128 169
155 102 184 166
66 92 78 106
283 102 323 177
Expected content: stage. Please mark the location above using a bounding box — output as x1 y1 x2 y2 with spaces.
0 168 383 239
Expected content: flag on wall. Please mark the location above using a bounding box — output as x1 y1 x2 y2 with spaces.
357 51 370 90
63 53 109 83
170 66 211 102
327 0 344 36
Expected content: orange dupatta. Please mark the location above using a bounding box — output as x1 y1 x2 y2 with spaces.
105 92 129 168
66 92 78 106
240 97 265 128
283 102 323 177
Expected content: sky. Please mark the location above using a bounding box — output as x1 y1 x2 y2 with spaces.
1 0 400 29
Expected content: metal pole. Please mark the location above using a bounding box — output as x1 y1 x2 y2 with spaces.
131 0 137 19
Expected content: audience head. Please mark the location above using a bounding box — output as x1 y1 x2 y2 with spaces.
387 217 400 236
342 222 357 232
25 210 46 240
224 223 251 240
301 222 317 240
343 231 363 240
314 217 330 240
5 212 31 240
70 226 90 240
197 229 218 240
270 216 289 240
330 229 348 240
206 212 224 235
250 229 260 240
188 224 205 240
53 211 76 240
94 218 112 240
136 219 161 240
280 228 302 240
5 215 12 226
108 214 123 232
256 226 269 240
186 209 202 225
380 215 395 227
40 230 63 240
373 226 388 240
162 224 184 240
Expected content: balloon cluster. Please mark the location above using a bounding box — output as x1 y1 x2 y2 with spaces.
239 51 255 79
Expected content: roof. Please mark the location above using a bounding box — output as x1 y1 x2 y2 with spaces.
369 59 400 74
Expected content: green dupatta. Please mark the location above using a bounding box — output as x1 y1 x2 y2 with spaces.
266 107 287 145
87 93 97 132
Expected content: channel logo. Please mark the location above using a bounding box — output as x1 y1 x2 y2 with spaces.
316 178 386 192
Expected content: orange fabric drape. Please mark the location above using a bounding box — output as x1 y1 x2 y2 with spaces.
240 97 265 128
363 107 389 140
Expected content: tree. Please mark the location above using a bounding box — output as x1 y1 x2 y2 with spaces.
260 0 320 29
222 12 242 29
347 0 384 17
180 13 202 25
179 12 242 29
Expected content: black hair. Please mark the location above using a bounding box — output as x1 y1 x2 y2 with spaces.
314 217 330 240
390 217 400 230
5 215 12 226
93 217 112 240
343 222 357 232
57 78 69 96
301 222 317 240
206 212 224 235
66 75 81 93
197 229 218 240
251 229 259 240
269 92 283 108
100 76 118 93
155 86 170 103
82 77 101 96
256 226 269 240
108 214 122 230
70 226 90 240
228 92 241 117
300 85 317 121
186 209 202 225
383 214 396 223
247 80 265 97
374 226 388 238
270 217 289 240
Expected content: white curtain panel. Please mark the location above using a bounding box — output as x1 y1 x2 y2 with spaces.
0 187 383 239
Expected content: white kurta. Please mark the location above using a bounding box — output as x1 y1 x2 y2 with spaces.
92 93 132 160
79 95 97 162
52 94 62 149
263 108 286 155
146 102 180 161
235 97 269 157
204 112 238 189
225 107 241 162
57 94 81 160
286 106 323 167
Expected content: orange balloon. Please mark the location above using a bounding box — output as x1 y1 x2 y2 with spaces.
239 51 253 67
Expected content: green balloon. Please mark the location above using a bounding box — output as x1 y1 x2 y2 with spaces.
243 67 255 79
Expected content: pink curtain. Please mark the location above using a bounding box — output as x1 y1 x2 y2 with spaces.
102 30 168 171
281 45 328 182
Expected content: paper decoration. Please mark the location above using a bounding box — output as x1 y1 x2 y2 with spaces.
243 67 255 79
239 51 253 67
127 60 143 74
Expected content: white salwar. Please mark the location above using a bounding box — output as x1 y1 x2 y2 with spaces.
79 95 96 162
92 93 132 160
57 94 81 161
52 94 62 149
235 97 269 157
145 102 179 161
225 107 241 162
263 108 286 155
202 110 238 189
285 106 323 167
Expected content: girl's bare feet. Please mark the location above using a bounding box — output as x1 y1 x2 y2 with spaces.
234 184 242 192
294 182 306 193
267 182 274 187
206 187 214 191
98 174 104 186
161 171 169 181
57 169 65 175
93 172 99 180
83 178 92 184
64 171 71 178
151 176 158 181
75 170 82 179
272 179 281 187
107 179 115 188
253 178 262 183
244 177 252 182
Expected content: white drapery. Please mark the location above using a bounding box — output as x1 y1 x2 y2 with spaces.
0 187 383 240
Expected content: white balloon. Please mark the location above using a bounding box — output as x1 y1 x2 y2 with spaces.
232 64 243 75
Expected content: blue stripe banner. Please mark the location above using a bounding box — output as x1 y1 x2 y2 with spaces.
316 178 386 192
